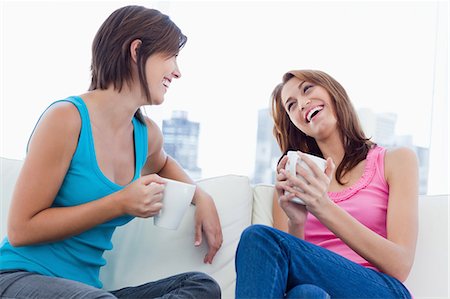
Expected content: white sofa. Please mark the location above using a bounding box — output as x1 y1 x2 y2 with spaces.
1 157 448 298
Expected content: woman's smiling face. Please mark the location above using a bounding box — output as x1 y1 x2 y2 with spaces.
281 76 338 140
145 53 181 105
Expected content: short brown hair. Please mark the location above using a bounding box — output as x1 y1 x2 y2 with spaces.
89 5 187 122
271 70 374 185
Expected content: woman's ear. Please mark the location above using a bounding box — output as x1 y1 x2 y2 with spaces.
130 39 142 63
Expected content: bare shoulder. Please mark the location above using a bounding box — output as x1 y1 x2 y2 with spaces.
28 101 81 155
384 146 418 180
142 116 161 134
385 146 418 166
42 101 81 130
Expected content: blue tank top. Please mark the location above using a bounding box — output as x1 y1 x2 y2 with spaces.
0 96 148 288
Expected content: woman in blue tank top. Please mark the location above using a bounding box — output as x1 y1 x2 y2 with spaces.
0 5 222 298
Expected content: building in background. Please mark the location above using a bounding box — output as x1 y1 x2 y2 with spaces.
162 111 202 180
358 108 429 194
252 107 429 194
358 108 398 146
252 108 281 184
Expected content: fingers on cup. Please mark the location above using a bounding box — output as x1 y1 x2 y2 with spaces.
276 169 288 182
149 182 165 197
152 192 164 203
141 174 164 185
300 154 319 175
286 166 307 187
148 202 163 216
277 155 289 172
297 165 321 187
137 201 162 218
278 191 296 203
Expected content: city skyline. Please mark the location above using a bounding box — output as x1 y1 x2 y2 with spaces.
162 111 202 180
162 107 430 194
1 2 447 195
252 107 430 194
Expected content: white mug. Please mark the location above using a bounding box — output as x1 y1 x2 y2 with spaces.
285 151 327 204
154 178 196 230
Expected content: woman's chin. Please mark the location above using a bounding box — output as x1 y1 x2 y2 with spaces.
147 96 164 106
153 99 165 105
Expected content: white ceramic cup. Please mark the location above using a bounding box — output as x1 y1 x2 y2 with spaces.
285 150 327 204
153 178 196 230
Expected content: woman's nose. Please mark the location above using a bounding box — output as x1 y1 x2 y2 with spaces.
300 99 311 111
172 62 181 79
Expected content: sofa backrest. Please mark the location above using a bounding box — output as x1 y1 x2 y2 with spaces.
1 157 448 298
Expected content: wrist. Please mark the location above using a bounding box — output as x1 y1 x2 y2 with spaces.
191 186 208 206
287 218 305 239
309 196 334 219
111 189 126 216
288 218 305 228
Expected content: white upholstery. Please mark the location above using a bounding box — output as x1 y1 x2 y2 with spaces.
405 195 449 297
0 158 23 238
101 175 253 298
1 157 448 298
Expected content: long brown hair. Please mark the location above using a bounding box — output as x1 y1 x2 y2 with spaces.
271 70 374 185
89 5 187 123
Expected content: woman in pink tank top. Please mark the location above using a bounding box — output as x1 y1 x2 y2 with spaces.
235 70 418 298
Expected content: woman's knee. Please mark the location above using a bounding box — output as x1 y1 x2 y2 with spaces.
239 224 276 246
186 272 221 298
237 224 283 256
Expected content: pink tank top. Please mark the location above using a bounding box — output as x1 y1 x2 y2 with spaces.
305 146 388 271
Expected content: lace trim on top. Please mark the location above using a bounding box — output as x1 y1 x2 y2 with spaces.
327 146 382 203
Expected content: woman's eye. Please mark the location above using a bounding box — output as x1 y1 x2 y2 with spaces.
303 85 313 93
287 102 295 111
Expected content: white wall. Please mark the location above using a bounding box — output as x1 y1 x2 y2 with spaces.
427 1 449 195
1 1 448 193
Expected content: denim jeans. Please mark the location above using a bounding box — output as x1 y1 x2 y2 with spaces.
235 225 412 299
0 270 220 298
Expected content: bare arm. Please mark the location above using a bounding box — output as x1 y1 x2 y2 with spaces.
141 117 195 184
272 192 288 232
141 117 223 264
7 103 166 247
310 147 418 281
7 103 125 246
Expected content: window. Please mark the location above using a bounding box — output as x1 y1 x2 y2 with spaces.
1 1 447 195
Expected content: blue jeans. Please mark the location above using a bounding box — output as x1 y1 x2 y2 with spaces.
235 225 412 299
0 270 220 298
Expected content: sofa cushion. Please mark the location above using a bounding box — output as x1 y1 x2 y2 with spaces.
100 174 253 298
404 194 449 298
1 158 24 239
252 184 274 226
